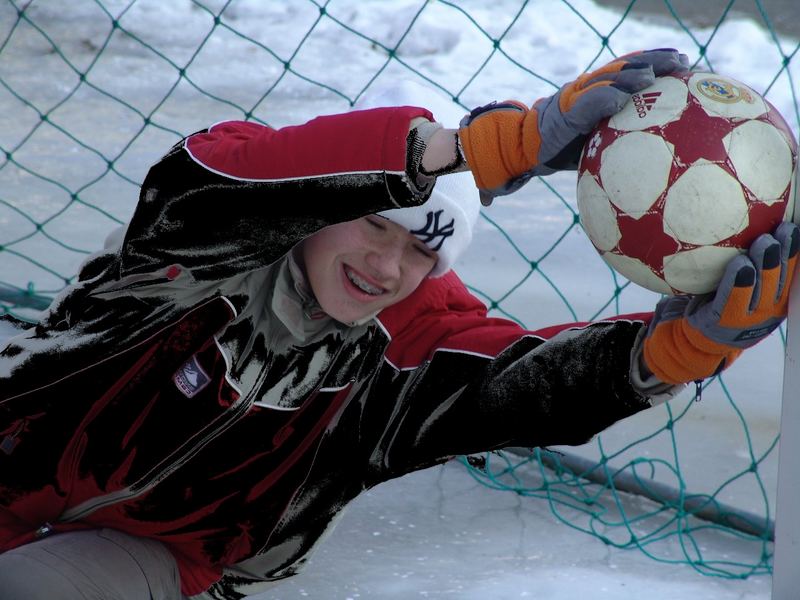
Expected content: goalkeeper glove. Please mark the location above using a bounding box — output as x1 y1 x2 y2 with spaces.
457 48 688 204
642 222 799 385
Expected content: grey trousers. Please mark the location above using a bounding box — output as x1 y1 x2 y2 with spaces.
0 528 184 599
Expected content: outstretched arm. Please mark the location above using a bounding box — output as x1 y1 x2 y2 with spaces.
366 273 674 481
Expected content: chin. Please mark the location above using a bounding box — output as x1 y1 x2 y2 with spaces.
335 308 375 325
327 299 384 325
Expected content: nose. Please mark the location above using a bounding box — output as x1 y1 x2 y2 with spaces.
365 237 404 281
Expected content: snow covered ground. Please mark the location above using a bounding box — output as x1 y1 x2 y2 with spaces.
250 461 772 600
1 0 798 598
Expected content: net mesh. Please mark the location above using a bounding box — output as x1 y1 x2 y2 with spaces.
2 0 798 580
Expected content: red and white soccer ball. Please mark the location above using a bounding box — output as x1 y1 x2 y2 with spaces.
577 71 797 295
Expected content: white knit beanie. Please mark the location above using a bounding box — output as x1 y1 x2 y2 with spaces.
353 80 480 277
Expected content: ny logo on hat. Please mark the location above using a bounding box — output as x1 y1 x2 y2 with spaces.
410 210 455 251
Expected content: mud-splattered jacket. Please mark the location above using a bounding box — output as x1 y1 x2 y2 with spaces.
0 107 663 598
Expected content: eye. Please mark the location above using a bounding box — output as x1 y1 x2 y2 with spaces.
413 244 435 260
365 217 387 230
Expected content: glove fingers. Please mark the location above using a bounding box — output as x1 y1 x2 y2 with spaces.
773 221 800 303
609 65 658 93
560 85 638 133
716 223 799 326
559 64 625 112
575 60 627 88
712 253 756 324
581 63 657 93
618 48 690 76
747 233 781 312
561 64 654 113
745 224 799 312
561 49 687 115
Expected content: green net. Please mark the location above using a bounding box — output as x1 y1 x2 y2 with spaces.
2 0 797 581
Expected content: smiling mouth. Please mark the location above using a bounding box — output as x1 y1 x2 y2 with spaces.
344 266 386 296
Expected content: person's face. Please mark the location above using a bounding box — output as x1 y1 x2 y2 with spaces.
301 216 438 323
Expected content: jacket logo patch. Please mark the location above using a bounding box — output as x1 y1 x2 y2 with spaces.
1 433 20 455
173 355 211 398
410 210 455 251
1 415 43 455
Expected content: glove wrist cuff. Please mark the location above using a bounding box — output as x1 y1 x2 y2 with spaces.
458 101 539 194
643 320 742 384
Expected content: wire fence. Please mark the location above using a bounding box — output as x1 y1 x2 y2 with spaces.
1 0 798 581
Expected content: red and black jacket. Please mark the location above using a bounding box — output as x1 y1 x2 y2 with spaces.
0 107 654 598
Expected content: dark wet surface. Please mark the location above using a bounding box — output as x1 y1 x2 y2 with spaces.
596 0 798 39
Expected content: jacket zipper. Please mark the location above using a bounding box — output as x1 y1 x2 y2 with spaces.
56 374 259 523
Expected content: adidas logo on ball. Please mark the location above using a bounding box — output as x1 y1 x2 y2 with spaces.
633 91 661 118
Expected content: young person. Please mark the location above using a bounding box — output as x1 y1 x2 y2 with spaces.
0 49 796 599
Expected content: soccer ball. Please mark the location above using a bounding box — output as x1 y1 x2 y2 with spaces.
577 71 797 295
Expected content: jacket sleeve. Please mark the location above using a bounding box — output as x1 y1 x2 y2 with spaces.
369 272 676 480
120 107 434 281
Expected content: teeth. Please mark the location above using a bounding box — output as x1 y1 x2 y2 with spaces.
345 267 384 296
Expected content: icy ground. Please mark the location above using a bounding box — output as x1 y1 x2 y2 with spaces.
252 461 771 600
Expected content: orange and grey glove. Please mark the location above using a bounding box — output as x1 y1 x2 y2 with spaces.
458 48 688 204
642 222 800 385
